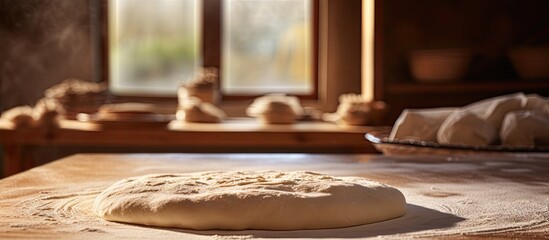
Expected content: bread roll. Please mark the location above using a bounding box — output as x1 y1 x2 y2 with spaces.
246 94 303 124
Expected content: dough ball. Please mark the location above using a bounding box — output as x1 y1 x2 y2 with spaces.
258 101 299 124
500 110 549 147
524 94 549 117
462 92 525 133
94 171 406 230
246 94 303 124
437 111 498 146
179 67 219 104
325 94 386 126
390 92 547 146
178 97 226 123
390 107 457 142
337 102 372 125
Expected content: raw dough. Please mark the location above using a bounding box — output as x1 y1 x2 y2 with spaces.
323 93 387 126
500 110 549 147
524 94 549 117
178 67 218 104
246 94 303 124
437 111 498 146
390 107 457 142
390 92 548 147
462 92 525 133
177 97 226 123
94 171 406 230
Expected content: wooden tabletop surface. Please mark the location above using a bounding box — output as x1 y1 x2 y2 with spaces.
1 153 548 239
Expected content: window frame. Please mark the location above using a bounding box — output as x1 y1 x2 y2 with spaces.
101 0 320 101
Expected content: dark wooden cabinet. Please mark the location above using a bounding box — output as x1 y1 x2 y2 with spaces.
373 0 549 123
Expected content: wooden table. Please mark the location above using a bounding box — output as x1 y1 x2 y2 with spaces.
0 119 378 177
1 153 548 239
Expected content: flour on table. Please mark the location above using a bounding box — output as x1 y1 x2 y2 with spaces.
93 171 406 230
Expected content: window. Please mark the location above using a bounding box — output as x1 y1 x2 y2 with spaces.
222 0 314 96
105 0 318 99
108 0 200 96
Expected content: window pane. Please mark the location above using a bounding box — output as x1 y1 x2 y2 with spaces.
222 0 313 95
109 0 199 95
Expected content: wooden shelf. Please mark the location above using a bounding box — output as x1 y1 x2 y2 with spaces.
387 80 549 95
0 119 383 176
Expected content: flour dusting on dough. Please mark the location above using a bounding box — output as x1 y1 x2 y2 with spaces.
94 171 407 230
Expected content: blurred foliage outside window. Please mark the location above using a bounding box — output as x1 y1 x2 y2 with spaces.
223 0 313 95
109 0 199 95
109 0 312 96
